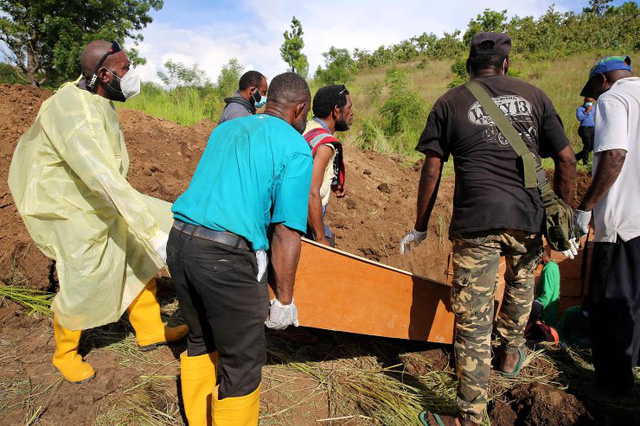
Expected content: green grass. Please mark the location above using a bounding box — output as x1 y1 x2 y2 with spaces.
121 85 219 126
0 259 54 316
121 51 638 168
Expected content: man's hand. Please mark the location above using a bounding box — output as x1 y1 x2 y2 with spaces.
400 228 427 254
561 237 580 260
149 230 169 263
332 184 346 198
574 209 592 238
265 299 299 330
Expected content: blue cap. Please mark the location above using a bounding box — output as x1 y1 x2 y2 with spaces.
581 55 632 97
588 55 632 78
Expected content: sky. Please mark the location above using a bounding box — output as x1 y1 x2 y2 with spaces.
1 1 621 85
131 0 625 85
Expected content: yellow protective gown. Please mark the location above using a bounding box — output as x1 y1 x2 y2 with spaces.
8 80 173 330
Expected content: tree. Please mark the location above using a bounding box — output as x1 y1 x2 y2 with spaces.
280 16 308 77
463 9 508 45
314 47 357 85
216 58 244 97
583 0 614 15
0 0 163 87
157 60 209 88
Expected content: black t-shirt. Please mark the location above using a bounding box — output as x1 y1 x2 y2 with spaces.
416 75 569 237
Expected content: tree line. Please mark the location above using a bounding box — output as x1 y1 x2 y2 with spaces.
328 1 639 80
1 1 638 88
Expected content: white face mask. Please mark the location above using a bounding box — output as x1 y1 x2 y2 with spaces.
107 69 141 101
118 70 141 100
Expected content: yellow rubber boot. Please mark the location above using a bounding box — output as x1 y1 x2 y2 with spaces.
127 278 189 351
180 351 218 426
212 384 260 426
52 316 96 383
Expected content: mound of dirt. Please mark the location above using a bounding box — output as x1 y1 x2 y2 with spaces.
0 84 53 286
0 83 456 289
0 83 608 426
0 83 594 291
506 382 595 425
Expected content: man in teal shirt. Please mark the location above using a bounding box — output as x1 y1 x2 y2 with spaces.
535 246 560 326
167 72 312 425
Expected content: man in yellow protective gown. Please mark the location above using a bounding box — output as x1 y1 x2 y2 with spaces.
8 40 188 383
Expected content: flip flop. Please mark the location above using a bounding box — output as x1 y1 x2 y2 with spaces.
500 345 528 378
419 411 446 426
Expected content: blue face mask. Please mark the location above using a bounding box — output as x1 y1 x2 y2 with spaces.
252 90 267 108
254 96 267 108
585 102 593 107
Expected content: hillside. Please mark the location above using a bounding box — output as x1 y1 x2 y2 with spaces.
2 82 639 424
0 83 455 292
341 52 626 163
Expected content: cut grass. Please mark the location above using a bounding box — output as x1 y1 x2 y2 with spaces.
265 333 640 426
0 284 53 316
95 378 181 426
267 341 425 425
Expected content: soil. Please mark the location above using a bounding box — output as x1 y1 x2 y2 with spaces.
1 83 633 425
0 83 453 291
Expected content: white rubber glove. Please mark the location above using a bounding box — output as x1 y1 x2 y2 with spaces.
574 209 592 238
256 250 268 282
561 237 580 260
400 228 427 255
265 299 299 330
149 230 169 263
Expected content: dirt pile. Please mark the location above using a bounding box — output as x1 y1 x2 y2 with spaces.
0 84 53 286
0 83 455 289
3 83 633 426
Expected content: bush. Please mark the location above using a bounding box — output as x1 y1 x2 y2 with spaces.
0 62 24 84
380 67 424 136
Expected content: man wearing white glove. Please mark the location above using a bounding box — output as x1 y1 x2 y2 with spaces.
402 33 576 426
400 228 427 254
167 73 312 425
577 55 640 401
8 41 188 384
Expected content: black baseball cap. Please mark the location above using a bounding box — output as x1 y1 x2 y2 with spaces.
468 32 511 59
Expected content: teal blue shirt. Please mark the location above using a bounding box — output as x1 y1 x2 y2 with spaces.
172 114 313 250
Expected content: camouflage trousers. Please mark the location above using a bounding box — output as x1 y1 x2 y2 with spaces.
451 230 543 424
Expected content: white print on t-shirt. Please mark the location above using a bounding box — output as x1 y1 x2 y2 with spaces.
468 95 537 147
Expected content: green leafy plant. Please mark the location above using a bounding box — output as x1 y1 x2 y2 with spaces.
280 16 309 77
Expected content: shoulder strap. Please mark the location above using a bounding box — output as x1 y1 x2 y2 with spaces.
465 80 559 206
305 128 338 155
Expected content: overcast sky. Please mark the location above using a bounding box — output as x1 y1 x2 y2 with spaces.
126 0 623 84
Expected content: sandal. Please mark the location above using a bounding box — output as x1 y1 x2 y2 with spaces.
500 345 528 377
419 411 445 426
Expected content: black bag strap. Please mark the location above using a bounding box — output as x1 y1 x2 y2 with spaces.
465 80 558 208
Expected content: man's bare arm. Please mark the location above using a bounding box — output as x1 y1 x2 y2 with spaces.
307 146 333 245
551 145 577 204
579 149 626 211
414 152 443 232
270 223 302 304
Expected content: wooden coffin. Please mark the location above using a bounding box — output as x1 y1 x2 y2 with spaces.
271 238 456 344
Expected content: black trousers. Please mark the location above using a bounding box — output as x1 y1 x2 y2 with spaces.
577 126 594 163
167 226 269 398
588 235 640 391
